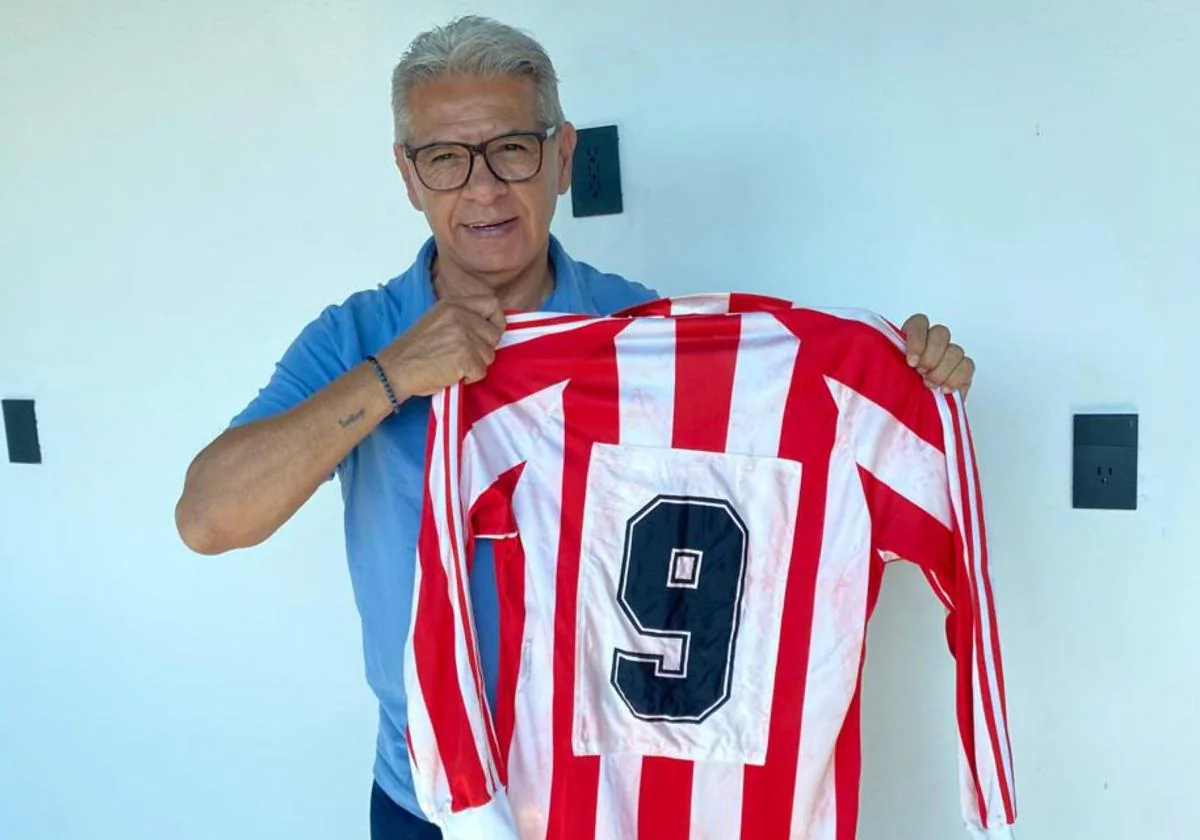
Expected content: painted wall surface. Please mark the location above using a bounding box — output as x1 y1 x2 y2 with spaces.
3 1 1196 837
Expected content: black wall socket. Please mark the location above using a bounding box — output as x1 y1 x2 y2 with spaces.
1072 413 1137 510
571 125 623 218
3 399 42 464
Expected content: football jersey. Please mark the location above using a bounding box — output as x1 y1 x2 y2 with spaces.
402 293 1017 840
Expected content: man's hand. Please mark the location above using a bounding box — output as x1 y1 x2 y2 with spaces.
901 313 976 398
379 295 507 398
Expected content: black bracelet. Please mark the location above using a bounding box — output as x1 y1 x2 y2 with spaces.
364 354 402 414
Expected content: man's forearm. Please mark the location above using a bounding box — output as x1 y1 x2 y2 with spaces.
175 363 398 554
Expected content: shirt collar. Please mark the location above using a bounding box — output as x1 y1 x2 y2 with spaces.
395 234 593 316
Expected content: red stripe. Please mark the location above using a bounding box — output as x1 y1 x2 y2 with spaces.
968 417 1016 817
740 346 831 838
617 297 674 317
833 667 864 840
946 396 1004 824
413 407 490 810
940 398 987 823
727 292 793 313
405 727 418 772
833 547 888 838
544 339 624 839
777 310 945 451
492 533 526 777
465 321 628 426
635 314 741 838
478 464 529 778
950 398 1015 823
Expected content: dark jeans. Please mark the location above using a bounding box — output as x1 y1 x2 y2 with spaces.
370 782 442 839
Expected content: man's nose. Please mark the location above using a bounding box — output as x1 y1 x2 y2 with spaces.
461 152 506 203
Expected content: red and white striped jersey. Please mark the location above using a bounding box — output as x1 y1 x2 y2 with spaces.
403 293 1017 840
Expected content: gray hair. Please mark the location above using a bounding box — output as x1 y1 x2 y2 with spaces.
390 16 565 145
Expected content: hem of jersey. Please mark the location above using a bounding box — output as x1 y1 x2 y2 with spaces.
432 794 520 840
966 821 1017 839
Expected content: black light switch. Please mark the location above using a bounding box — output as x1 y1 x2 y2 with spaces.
3 399 42 464
1072 413 1137 510
571 125 623 218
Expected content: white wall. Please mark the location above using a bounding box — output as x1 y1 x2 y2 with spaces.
2 1 1196 838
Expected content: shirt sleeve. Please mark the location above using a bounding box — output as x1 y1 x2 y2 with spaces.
402 383 521 840
846 381 1018 839
228 306 349 429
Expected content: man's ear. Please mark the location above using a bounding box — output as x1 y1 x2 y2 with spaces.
554 122 578 196
394 143 423 211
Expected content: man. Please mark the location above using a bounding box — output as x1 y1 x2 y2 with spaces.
174 15 976 840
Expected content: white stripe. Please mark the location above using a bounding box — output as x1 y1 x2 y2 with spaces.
505 434 563 840
666 293 732 316
459 382 571 840
824 378 953 529
952 394 1016 814
684 312 796 837
402 535 454 822
725 314 799 455
499 316 605 347
597 317 679 833
689 763 744 840
789 408 871 840
615 317 676 447
594 754 642 840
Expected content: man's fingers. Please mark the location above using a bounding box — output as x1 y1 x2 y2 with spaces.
942 356 976 395
468 329 497 366
455 307 504 346
458 354 488 384
924 343 965 386
455 294 507 330
915 324 951 374
902 313 930 367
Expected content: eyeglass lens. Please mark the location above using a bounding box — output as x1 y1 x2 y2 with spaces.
414 134 544 190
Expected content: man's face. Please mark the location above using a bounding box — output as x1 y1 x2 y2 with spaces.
395 74 575 283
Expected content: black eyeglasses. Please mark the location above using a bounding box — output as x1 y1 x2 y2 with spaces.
404 125 560 191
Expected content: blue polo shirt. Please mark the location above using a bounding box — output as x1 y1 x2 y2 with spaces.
229 235 658 818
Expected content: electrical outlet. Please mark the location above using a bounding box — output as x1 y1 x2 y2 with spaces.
3 398 42 464
1072 413 1137 510
571 125 623 217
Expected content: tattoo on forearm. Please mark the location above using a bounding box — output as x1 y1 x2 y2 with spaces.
338 408 366 428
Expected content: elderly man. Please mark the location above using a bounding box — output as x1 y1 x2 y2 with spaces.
175 14 976 840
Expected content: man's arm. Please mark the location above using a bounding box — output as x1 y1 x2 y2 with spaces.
174 295 505 555
174 362 395 554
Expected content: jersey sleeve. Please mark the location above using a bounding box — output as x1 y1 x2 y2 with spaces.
840 374 1018 838
402 383 521 840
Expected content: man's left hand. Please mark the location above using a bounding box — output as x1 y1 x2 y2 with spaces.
901 314 975 398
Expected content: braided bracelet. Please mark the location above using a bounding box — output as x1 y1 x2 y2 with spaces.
364 354 402 414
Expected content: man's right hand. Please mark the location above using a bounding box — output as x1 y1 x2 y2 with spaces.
379 295 507 398
174 294 507 556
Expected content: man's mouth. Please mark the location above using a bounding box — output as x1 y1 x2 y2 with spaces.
464 218 517 234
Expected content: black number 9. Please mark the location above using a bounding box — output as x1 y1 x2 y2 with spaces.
610 495 748 723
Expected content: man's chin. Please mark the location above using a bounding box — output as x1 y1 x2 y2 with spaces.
453 239 530 275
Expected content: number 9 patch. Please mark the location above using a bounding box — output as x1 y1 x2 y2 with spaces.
572 441 803 766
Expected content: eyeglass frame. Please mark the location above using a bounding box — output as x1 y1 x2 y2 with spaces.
402 124 562 192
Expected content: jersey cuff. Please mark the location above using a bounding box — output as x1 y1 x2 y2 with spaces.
967 822 1016 839
435 794 521 840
